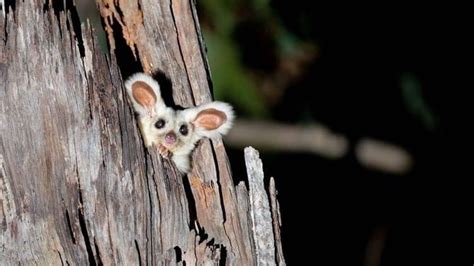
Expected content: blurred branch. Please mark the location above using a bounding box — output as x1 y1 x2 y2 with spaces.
227 119 348 159
225 120 413 174
355 139 413 175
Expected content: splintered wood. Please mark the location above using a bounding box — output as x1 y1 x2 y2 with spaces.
1 1 285 265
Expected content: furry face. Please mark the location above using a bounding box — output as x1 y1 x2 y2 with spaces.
125 73 234 173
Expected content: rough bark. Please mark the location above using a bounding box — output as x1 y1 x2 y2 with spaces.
245 148 286 266
1 1 284 265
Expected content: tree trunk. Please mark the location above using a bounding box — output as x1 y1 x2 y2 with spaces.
0 1 285 265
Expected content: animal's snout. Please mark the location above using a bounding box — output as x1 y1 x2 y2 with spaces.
164 132 176 145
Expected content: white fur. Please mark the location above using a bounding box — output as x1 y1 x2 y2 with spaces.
172 102 234 173
125 73 235 174
182 101 235 139
138 108 175 147
125 73 175 147
172 153 191 173
124 73 167 117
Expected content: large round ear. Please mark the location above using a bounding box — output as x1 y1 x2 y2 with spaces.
125 73 166 117
185 101 235 139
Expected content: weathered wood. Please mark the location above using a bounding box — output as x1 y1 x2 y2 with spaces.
96 0 259 264
245 147 276 265
0 1 156 264
269 178 286 266
1 1 285 265
0 1 4 16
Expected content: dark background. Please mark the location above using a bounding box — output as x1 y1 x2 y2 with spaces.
196 1 455 265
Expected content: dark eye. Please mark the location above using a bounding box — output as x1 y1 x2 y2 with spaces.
155 119 165 129
179 124 188 136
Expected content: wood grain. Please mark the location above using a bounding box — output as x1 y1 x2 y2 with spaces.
0 1 285 264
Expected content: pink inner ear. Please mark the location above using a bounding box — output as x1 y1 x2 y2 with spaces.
194 108 227 130
132 81 157 108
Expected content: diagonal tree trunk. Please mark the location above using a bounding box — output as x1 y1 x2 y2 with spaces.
1 1 284 265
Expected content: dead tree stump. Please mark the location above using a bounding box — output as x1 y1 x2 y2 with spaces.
0 1 284 265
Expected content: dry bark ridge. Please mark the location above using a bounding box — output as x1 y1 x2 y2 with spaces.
0 1 285 265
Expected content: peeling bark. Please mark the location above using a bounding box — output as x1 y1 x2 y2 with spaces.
0 1 285 265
